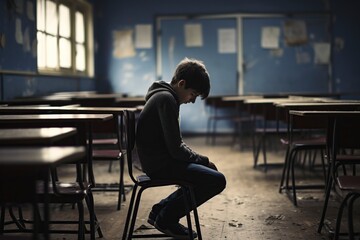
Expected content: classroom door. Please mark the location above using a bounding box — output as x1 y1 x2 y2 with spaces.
242 16 331 94
158 17 238 132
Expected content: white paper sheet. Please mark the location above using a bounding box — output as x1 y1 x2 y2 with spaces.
314 42 330 64
184 24 203 47
261 27 280 49
135 24 152 49
218 28 236 53
113 29 135 58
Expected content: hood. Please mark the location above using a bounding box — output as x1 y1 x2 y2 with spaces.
145 81 179 103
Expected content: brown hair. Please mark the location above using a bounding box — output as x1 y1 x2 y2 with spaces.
171 58 210 99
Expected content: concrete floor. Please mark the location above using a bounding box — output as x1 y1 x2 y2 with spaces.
2 136 359 239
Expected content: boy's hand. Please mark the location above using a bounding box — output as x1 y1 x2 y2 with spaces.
196 154 209 165
195 154 217 170
207 161 218 171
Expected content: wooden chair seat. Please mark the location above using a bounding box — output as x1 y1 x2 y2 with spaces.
334 176 360 239
93 138 118 145
337 176 360 191
37 182 88 202
92 149 122 160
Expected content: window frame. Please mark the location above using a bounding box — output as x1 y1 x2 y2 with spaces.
37 0 94 77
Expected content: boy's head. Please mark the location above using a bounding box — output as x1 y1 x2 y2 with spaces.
171 58 210 100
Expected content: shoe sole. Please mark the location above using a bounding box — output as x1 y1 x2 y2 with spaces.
154 222 198 239
147 211 156 226
147 218 155 226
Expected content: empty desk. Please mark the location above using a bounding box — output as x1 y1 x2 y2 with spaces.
0 146 85 239
0 128 77 146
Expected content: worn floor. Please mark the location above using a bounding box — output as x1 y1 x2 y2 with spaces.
2 136 359 240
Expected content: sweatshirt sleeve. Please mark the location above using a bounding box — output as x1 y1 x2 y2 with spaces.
157 93 209 165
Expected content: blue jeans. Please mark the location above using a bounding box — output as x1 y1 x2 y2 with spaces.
148 161 226 225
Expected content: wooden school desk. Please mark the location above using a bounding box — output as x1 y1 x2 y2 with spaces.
276 102 360 205
71 93 125 107
0 146 85 239
241 97 323 171
275 101 360 124
0 113 113 182
0 106 138 209
115 96 145 108
0 113 112 239
289 110 360 235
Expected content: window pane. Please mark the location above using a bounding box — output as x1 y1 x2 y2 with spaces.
46 35 58 68
46 0 58 35
37 32 46 68
59 4 70 38
76 44 85 71
37 0 91 74
37 0 45 31
59 38 71 68
76 11 85 43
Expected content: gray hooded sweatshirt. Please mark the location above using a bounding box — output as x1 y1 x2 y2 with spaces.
136 81 208 176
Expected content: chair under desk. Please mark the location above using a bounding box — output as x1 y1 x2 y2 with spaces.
0 113 112 240
0 127 79 238
241 96 346 172
289 110 360 239
243 97 303 171
220 96 258 149
205 96 254 146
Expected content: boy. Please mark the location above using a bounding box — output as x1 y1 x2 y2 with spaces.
136 58 226 239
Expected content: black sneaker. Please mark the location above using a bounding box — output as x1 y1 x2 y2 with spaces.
147 210 157 226
154 222 198 239
147 204 163 226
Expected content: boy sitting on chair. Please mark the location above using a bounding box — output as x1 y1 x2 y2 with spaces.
136 57 226 239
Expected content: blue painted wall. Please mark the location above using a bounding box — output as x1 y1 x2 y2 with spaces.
331 2 360 94
93 0 360 132
93 0 333 95
1 0 359 132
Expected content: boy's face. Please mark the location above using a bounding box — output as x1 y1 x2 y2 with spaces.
175 80 200 105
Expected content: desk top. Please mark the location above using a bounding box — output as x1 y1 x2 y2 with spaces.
0 127 77 145
289 110 360 117
0 114 113 123
0 146 85 166
221 95 261 102
0 106 136 114
115 96 145 102
72 93 124 100
115 96 145 108
276 101 360 108
1 96 74 106
244 97 327 104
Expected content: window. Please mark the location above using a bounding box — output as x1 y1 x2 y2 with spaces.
37 0 93 76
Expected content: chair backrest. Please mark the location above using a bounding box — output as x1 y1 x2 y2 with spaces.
123 109 138 183
333 116 360 151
